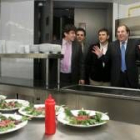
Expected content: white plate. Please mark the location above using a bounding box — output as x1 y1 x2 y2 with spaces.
19 104 45 118
19 104 64 118
0 95 6 100
55 105 64 116
0 113 28 134
0 99 29 111
57 110 109 128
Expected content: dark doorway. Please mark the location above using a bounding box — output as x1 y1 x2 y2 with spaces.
53 1 113 44
53 8 74 40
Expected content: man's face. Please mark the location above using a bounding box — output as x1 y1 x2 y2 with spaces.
64 30 76 41
76 31 85 43
117 26 129 42
98 31 109 44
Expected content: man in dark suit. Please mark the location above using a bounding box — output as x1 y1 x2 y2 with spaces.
52 24 85 87
85 28 111 86
76 28 88 59
93 24 140 88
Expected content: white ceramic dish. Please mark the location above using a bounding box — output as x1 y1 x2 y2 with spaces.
0 99 29 111
57 110 109 128
0 114 28 134
19 104 45 118
19 104 64 118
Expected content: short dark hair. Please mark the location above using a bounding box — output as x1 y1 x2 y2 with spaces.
63 24 76 35
98 28 110 36
76 28 86 36
117 24 130 36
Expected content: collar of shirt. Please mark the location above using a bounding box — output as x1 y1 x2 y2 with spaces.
61 39 72 54
120 40 128 50
62 39 72 46
99 42 108 55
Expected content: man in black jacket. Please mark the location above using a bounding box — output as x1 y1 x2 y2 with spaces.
93 25 140 88
85 28 111 86
51 24 85 87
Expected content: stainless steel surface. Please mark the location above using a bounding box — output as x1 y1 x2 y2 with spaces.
0 53 63 89
57 58 60 89
0 53 63 59
1 84 140 124
0 58 1 76
1 120 140 140
61 85 140 101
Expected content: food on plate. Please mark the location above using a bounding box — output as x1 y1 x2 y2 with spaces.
64 108 107 126
55 105 65 115
0 100 22 110
22 104 45 117
19 104 64 118
0 114 27 132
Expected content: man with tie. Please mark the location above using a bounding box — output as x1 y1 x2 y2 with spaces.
93 24 140 88
76 28 88 58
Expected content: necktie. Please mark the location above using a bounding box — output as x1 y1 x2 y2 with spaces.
121 42 126 72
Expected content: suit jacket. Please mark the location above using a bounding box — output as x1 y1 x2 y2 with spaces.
85 43 111 83
101 39 140 88
50 39 85 87
81 42 89 60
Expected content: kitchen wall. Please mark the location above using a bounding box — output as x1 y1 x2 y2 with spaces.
0 0 34 79
112 2 140 40
0 0 140 80
75 8 108 45
74 3 112 46
123 2 140 18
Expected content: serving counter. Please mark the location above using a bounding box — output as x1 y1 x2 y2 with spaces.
0 85 140 139
1 120 140 140
58 85 140 125
0 53 63 89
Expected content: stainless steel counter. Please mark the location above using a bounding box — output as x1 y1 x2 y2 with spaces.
0 53 63 59
1 120 140 140
61 85 140 101
0 53 63 89
59 85 140 125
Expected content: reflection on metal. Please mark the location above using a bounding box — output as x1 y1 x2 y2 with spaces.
128 5 140 17
0 53 63 59
0 53 63 89
1 84 140 125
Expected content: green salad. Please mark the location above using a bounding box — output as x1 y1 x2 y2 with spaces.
23 104 45 116
0 100 22 110
64 108 105 126
0 114 26 132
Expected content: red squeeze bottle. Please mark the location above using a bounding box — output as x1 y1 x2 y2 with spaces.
45 94 56 135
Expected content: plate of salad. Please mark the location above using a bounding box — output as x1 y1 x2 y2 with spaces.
0 113 28 134
19 104 64 118
19 104 45 118
0 99 29 111
57 108 109 128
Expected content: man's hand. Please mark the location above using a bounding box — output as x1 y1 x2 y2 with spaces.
92 45 103 58
79 80 85 85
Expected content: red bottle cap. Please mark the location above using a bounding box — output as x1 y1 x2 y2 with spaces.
46 94 55 104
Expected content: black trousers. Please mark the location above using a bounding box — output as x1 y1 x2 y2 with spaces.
119 71 131 88
60 73 72 88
